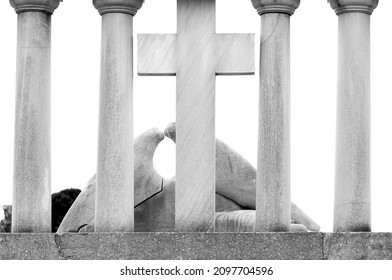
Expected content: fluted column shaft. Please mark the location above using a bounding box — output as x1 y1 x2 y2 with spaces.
252 0 299 232
330 0 378 232
93 0 143 232
10 0 61 233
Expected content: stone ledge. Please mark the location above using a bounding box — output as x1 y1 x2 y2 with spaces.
0 233 59 260
55 232 323 260
324 232 392 260
0 232 391 260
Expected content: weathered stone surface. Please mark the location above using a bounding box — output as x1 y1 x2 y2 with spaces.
56 233 323 260
331 3 376 232
0 234 59 260
12 9 52 233
94 11 135 232
2 233 392 260
10 0 62 238
324 233 392 260
254 2 299 232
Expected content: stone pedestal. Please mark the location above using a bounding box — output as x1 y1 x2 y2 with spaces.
252 0 299 232
10 0 61 233
329 0 378 232
93 0 143 232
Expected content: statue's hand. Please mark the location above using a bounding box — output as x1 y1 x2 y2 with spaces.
216 210 310 232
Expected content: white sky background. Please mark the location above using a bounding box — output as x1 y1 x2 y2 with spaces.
0 0 391 232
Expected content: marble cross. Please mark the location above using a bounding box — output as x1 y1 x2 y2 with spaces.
138 0 254 232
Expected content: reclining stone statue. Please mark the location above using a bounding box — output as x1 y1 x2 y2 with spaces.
57 123 320 233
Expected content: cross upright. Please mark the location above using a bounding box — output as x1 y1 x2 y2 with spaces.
138 0 254 232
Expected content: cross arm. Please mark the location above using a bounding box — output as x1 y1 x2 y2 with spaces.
215 34 255 76
138 34 177 76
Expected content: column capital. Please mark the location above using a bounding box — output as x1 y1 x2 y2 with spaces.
329 0 378 16
252 0 300 16
93 0 144 16
10 0 62 14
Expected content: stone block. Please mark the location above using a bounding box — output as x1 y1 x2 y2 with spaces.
1 232 392 260
56 232 323 260
0 233 59 260
324 233 392 260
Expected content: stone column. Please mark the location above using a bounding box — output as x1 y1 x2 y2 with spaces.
329 0 378 232
93 0 143 232
10 0 61 233
252 0 299 232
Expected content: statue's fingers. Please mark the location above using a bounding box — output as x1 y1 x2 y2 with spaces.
291 202 321 232
215 210 255 232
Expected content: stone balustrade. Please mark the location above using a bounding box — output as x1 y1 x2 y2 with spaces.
5 0 380 238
